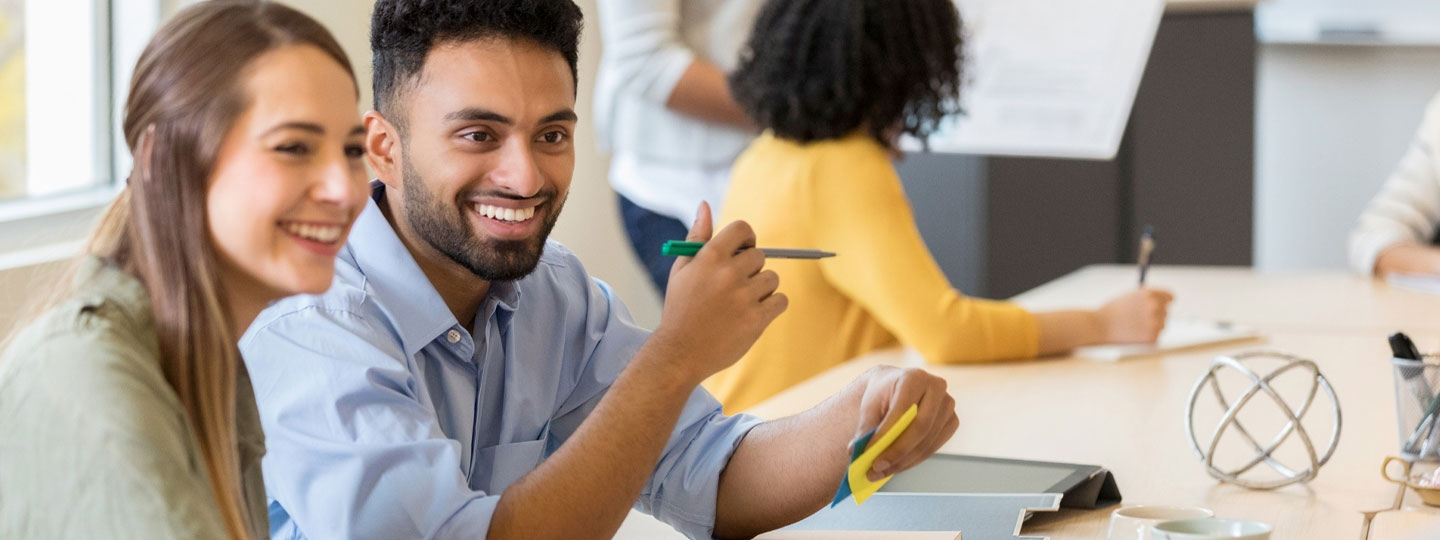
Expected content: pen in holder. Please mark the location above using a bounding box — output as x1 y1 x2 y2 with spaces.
1392 356 1440 461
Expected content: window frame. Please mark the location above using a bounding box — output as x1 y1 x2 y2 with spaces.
0 0 160 268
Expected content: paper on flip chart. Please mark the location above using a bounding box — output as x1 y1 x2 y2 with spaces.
910 0 1164 160
1072 318 1260 361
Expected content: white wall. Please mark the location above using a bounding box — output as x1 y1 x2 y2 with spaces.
1254 43 1440 271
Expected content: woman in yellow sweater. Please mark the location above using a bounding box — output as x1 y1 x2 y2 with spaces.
705 0 1174 412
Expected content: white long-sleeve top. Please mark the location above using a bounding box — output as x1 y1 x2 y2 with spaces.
1350 92 1440 275
593 0 763 225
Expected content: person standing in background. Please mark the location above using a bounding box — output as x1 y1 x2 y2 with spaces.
1351 92 1440 277
594 0 762 295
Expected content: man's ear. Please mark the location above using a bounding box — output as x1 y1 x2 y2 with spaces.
365 110 401 190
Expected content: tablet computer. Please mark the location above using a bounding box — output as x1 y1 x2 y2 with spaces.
880 454 1121 509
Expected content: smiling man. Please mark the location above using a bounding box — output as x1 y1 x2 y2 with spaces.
239 2 958 540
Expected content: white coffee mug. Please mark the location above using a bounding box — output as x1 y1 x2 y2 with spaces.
1107 506 1216 540
1151 518 1272 540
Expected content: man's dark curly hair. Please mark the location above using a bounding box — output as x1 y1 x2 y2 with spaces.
370 0 583 121
729 0 962 148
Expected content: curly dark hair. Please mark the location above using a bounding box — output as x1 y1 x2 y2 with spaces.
729 0 963 148
370 0 583 120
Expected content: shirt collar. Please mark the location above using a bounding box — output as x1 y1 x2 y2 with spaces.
344 182 523 354
489 278 520 314
344 182 462 356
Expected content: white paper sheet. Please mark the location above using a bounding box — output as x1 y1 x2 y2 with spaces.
911 0 1164 160
1072 318 1260 361
1388 273 1440 296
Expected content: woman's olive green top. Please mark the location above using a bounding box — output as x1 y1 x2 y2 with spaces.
0 256 267 539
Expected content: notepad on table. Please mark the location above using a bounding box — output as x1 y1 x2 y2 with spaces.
1388 273 1440 295
1072 318 1260 361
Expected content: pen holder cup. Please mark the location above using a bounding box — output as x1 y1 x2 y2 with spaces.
1392 357 1440 461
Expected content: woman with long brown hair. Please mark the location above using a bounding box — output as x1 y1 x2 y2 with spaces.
0 2 367 538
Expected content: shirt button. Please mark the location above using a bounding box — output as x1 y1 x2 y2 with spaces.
446 329 462 344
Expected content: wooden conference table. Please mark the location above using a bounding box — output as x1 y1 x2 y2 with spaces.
617 265 1440 539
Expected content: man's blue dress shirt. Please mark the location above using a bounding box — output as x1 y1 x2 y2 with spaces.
240 185 761 540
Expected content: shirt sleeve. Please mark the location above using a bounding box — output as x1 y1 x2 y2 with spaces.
240 310 498 540
546 277 764 540
1350 92 1440 275
809 147 1040 364
595 0 696 105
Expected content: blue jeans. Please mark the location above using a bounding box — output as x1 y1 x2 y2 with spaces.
617 194 688 297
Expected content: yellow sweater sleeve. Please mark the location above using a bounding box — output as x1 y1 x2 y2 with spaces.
807 144 1040 363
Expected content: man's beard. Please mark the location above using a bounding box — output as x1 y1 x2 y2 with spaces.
401 159 564 281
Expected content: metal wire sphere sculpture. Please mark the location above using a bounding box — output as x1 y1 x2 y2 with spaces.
1185 351 1342 489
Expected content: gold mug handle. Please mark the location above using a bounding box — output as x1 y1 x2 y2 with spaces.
1382 456 1415 486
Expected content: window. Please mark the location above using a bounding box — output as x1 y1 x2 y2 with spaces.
0 0 29 201
0 0 158 221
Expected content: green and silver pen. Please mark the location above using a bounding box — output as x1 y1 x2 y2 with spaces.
661 240 836 260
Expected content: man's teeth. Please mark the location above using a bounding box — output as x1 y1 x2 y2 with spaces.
281 222 342 243
474 204 537 223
